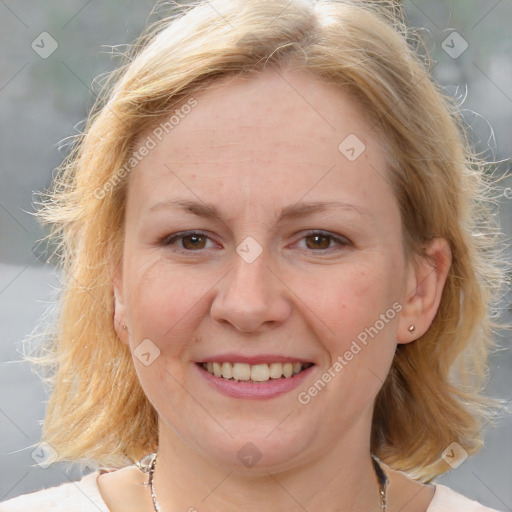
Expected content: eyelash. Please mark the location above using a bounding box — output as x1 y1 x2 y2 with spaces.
161 230 351 253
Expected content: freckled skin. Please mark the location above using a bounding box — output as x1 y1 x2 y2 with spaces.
110 69 445 512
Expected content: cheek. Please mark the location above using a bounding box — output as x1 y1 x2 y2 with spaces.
122 257 214 410
303 259 401 365
306 266 400 408
124 256 221 354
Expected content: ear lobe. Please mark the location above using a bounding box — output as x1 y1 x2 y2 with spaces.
112 267 129 346
397 237 452 344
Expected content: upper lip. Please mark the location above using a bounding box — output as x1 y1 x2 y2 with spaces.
196 354 314 365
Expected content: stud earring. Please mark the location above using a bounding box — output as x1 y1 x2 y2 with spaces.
408 324 416 334
121 324 128 331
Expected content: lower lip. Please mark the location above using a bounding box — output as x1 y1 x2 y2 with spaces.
194 363 315 400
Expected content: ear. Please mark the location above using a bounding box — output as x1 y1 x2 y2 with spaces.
397 237 452 344
112 263 130 347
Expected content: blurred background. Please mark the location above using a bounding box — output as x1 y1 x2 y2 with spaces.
1 0 511 509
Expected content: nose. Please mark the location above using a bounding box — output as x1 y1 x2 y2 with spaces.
210 252 292 333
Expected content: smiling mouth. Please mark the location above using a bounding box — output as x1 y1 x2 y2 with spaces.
198 361 314 382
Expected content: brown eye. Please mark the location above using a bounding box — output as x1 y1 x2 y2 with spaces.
305 234 332 250
181 234 207 250
295 231 351 252
163 231 216 251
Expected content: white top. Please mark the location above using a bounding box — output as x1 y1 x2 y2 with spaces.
0 468 503 511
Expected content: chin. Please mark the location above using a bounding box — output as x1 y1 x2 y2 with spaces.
195 430 313 474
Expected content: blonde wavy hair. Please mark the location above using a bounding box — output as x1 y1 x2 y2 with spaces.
28 0 508 482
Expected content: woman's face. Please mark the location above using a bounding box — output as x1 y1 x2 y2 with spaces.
114 69 420 472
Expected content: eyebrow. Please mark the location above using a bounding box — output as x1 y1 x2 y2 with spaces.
148 199 371 222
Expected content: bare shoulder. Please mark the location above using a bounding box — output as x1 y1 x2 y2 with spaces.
97 464 146 488
97 465 152 512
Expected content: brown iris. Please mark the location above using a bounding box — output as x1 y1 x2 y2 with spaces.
181 234 207 250
304 234 332 250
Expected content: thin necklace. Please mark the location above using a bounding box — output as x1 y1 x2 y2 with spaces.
137 452 389 511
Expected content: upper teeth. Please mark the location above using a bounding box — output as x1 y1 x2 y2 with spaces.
202 362 310 381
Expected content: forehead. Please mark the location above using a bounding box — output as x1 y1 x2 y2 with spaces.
127 69 395 220
146 70 379 153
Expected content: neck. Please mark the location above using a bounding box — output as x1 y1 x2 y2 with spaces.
152 414 383 512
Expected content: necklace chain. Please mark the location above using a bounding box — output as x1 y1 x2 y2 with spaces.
137 452 389 511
